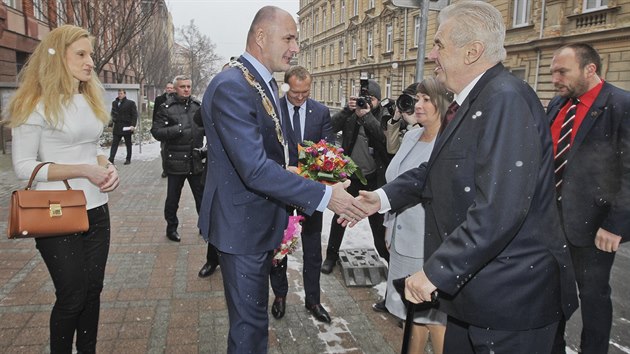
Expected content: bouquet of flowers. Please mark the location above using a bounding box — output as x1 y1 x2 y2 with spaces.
272 214 305 266
297 140 367 185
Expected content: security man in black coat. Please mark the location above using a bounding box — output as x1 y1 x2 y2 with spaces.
151 75 206 243
109 89 138 164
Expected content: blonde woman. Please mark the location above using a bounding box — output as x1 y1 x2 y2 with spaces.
4 25 118 353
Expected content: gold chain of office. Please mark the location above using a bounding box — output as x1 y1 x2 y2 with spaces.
229 60 285 146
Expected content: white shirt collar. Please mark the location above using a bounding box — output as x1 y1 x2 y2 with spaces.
454 72 485 106
241 52 273 88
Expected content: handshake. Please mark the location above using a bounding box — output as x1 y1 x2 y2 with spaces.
326 180 381 227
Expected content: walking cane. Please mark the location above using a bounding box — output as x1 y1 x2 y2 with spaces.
393 277 438 354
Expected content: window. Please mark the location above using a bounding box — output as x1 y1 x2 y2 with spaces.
369 0 375 9
386 24 393 52
413 16 421 47
341 0 346 19
315 14 319 33
510 68 527 81
338 80 344 102
331 5 336 27
367 31 373 57
353 0 359 16
33 0 47 21
339 40 345 63
322 9 327 31
57 0 65 25
584 0 608 11
314 49 318 67
513 0 531 27
330 44 335 65
329 81 334 102
2 0 18 9
313 81 317 98
321 81 326 101
351 79 356 97
352 36 357 59
386 78 392 99
16 51 29 74
322 47 326 66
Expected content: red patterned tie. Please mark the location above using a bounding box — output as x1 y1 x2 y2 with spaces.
445 101 460 124
554 97 579 198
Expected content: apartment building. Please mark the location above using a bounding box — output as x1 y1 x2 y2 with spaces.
298 0 630 109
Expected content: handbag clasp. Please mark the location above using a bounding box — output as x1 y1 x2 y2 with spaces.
49 203 62 217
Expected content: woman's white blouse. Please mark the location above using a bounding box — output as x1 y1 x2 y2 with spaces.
12 94 109 210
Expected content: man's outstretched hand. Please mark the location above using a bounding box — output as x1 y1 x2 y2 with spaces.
327 180 367 227
337 190 382 227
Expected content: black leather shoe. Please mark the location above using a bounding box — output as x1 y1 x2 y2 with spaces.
198 262 218 278
306 303 331 323
124 159 131 165
372 299 389 313
271 297 286 319
321 258 336 274
166 231 180 242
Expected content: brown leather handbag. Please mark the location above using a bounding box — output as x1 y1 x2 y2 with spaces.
8 162 89 239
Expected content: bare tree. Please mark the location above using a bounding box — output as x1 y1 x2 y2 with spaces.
126 9 174 110
51 0 161 78
175 20 222 95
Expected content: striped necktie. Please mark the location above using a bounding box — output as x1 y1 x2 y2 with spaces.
554 97 579 198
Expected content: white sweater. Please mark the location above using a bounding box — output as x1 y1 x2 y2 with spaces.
12 94 109 210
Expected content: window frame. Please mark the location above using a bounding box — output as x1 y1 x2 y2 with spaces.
583 0 609 12
413 16 421 48
512 0 531 28
386 24 393 52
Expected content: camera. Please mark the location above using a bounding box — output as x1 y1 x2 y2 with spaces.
380 98 396 116
356 72 371 109
396 93 418 114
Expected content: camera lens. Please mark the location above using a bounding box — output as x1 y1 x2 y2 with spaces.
396 93 417 114
356 97 367 108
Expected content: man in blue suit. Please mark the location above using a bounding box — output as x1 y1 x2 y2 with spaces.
548 43 630 354
199 7 366 354
269 66 334 323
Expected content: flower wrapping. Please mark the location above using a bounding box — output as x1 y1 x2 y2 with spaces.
297 140 367 185
272 215 305 266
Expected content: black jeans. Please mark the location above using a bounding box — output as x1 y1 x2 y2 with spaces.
325 173 389 262
109 133 132 162
35 204 110 354
165 173 204 233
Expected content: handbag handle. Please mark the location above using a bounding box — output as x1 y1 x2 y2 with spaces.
25 162 72 191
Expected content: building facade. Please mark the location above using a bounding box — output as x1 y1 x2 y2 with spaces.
298 0 630 109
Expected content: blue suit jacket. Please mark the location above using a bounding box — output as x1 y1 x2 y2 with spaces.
198 57 327 254
280 96 335 166
547 82 630 246
382 64 577 330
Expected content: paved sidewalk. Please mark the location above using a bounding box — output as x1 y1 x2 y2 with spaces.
0 151 404 353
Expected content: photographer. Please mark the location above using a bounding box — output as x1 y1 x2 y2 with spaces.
385 83 420 155
322 79 391 274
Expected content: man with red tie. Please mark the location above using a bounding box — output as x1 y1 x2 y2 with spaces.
548 43 630 354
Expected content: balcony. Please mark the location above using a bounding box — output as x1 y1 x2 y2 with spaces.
568 6 619 29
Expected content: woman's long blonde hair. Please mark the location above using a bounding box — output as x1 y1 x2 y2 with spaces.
3 25 109 128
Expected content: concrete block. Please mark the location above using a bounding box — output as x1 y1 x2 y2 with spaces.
338 248 387 287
